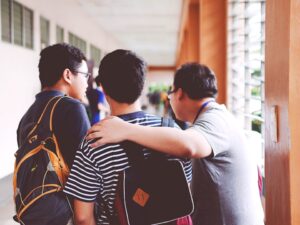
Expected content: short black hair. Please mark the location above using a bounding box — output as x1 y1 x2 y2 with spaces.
174 63 218 100
96 49 146 104
38 43 87 88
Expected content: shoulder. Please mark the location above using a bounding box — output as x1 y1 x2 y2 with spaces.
60 96 84 107
56 97 87 114
80 139 125 163
139 113 162 126
54 97 90 130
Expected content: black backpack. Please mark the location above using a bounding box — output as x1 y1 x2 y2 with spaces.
13 96 72 223
110 117 194 225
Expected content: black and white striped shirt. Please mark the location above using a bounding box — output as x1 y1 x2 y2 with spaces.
64 111 192 224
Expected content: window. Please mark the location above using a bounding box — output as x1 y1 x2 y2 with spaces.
227 0 265 172
90 44 101 67
1 0 33 49
24 7 33 48
40 16 50 49
56 25 64 43
1 0 12 42
68 32 86 54
13 1 22 45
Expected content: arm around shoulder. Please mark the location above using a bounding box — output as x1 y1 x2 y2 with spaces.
126 124 212 159
87 116 212 159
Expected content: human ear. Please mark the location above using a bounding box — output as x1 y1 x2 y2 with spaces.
62 69 72 85
177 88 185 100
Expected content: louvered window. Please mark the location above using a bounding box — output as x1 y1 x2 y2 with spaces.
56 25 64 43
1 0 33 49
40 16 49 49
68 32 86 54
1 0 12 42
90 44 101 67
24 7 33 48
227 0 265 172
13 1 22 45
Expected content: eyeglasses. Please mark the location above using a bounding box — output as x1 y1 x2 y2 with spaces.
167 89 176 96
73 70 91 79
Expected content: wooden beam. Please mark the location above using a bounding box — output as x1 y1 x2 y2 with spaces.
175 0 191 65
199 0 227 104
148 66 176 72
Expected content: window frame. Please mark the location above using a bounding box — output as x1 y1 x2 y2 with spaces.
40 16 50 49
1 0 34 49
56 25 64 43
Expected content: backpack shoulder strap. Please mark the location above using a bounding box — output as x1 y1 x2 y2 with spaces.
26 96 65 138
122 117 176 165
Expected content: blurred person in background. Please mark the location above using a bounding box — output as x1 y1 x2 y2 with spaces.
86 76 109 125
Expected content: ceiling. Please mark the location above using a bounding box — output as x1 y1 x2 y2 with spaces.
75 0 183 66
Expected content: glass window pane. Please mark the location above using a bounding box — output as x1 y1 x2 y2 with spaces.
227 0 265 176
68 32 86 54
56 25 64 43
90 45 101 67
40 16 50 49
13 1 23 45
24 7 33 49
1 0 12 42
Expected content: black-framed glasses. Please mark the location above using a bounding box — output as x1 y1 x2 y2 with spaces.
73 70 91 79
167 89 176 96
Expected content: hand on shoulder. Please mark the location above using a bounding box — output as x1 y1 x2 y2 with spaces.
86 116 131 147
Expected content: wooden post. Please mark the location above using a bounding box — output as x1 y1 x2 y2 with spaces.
265 0 300 224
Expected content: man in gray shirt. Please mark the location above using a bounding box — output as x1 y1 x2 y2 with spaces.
86 63 264 225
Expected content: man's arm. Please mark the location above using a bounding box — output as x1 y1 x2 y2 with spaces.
74 200 96 225
63 141 101 225
87 117 211 159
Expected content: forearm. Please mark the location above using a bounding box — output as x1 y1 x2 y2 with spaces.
125 124 193 158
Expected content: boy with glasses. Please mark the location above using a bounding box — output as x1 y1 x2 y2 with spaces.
87 63 264 225
17 43 90 224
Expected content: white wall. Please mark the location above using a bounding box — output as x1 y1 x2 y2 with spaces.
0 0 122 178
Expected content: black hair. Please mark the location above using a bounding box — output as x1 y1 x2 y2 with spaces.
38 43 87 88
174 63 218 100
96 49 147 104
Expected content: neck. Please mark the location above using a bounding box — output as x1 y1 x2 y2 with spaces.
187 97 215 123
109 100 141 116
43 84 67 95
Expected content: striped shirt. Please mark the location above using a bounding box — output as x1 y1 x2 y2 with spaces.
64 111 192 224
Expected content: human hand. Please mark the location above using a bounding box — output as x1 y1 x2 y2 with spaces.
86 116 131 147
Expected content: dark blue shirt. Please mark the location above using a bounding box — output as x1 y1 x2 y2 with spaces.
17 90 91 168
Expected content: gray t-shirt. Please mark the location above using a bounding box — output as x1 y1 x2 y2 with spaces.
189 102 264 225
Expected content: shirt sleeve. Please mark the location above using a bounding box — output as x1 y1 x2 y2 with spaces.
58 101 91 168
189 112 230 157
63 140 101 202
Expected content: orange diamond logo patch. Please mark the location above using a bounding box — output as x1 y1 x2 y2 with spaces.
132 188 150 207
